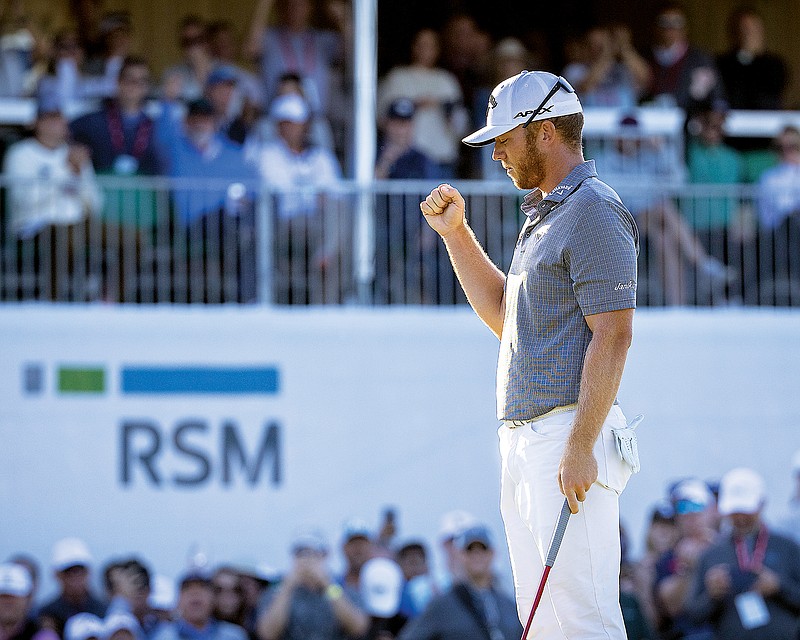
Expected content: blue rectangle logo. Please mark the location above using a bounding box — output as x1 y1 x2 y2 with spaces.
121 366 279 395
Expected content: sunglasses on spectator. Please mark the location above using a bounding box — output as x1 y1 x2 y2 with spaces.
777 142 800 152
522 76 576 129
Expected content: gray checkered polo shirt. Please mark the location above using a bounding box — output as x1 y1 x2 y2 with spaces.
496 160 639 421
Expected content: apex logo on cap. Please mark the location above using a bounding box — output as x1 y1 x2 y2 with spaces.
515 105 554 119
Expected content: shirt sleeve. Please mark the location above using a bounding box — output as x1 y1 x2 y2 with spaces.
566 198 639 316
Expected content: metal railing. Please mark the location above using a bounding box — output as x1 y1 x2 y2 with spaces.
1 175 798 306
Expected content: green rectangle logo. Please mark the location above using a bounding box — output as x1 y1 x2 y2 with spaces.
58 367 105 393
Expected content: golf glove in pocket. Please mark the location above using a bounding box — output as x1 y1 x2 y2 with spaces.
611 414 643 473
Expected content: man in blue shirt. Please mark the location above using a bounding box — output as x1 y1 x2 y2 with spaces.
151 572 247 640
164 98 259 302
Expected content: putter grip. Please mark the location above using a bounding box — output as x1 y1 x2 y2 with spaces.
545 499 571 567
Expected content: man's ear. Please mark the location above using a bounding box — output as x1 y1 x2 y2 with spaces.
539 120 557 143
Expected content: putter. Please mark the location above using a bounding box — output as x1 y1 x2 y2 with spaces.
520 498 572 640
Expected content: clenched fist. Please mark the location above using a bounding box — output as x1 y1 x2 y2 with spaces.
420 183 466 238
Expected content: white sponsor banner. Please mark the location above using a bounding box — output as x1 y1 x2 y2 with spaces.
1 306 799 602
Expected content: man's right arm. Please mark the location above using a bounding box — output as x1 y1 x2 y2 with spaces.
421 184 506 338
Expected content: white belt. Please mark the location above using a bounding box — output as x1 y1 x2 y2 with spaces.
506 403 578 428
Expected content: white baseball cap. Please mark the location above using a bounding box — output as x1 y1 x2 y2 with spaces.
270 93 310 123
0 563 32 596
64 614 104 640
438 510 477 541
717 467 766 515
360 557 404 618
463 70 582 147
51 537 93 572
103 612 141 638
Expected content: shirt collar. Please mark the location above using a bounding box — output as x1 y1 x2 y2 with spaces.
521 160 597 221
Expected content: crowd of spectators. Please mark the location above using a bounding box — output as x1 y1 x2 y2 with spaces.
3 452 800 640
0 0 798 305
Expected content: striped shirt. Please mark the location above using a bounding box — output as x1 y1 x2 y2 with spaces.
497 160 639 421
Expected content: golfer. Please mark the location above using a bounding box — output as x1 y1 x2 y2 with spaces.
420 70 639 639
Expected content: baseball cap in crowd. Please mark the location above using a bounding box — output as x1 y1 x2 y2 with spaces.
395 539 427 557
387 98 415 120
290 527 329 555
342 517 371 542
36 84 63 118
650 500 676 524
178 569 212 590
64 613 104 640
207 65 238 87
463 70 583 147
455 525 493 551
717 467 766 516
270 93 310 123
186 98 215 117
360 557 404 618
670 478 713 515
103 612 141 640
148 574 177 611
0 563 32 597
438 510 477 542
52 538 93 572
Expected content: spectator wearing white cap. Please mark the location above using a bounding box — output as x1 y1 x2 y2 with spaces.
3 98 104 300
102 612 143 640
245 73 335 153
38 539 106 637
435 510 476 589
776 449 800 544
246 92 342 217
360 557 407 639
397 526 521 640
63 613 103 640
0 562 51 640
255 527 369 640
246 92 346 304
684 467 800 640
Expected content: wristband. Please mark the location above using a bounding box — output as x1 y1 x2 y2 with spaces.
325 583 344 601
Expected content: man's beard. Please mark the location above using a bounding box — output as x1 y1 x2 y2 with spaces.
509 130 546 190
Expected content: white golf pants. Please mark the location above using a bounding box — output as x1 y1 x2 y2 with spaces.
498 405 633 639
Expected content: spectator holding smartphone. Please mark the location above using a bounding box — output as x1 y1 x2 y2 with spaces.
256 528 369 640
